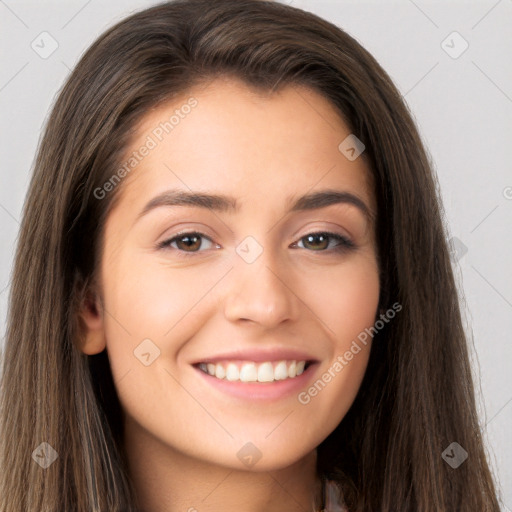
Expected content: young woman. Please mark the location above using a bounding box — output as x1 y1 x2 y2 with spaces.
0 0 501 510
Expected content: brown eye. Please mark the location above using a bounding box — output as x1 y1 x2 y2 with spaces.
158 232 215 253
302 233 330 251
295 232 355 253
174 234 201 251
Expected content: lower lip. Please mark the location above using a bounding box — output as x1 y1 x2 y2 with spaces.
193 363 318 402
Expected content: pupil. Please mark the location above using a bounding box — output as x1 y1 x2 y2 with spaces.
306 234 328 250
180 235 200 250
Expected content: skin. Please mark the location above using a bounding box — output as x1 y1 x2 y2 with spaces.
80 76 380 512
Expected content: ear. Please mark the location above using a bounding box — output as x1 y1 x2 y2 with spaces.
78 285 107 355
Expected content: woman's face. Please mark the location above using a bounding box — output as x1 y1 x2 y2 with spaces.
81 77 380 471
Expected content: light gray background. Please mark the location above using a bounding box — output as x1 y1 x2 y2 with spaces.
1 0 511 508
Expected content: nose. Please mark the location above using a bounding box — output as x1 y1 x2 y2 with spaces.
223 246 300 329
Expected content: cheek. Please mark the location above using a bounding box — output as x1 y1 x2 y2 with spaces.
296 253 380 343
100 251 231 374
294 255 379 412
103 250 215 329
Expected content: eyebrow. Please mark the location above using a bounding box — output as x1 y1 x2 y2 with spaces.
135 188 375 224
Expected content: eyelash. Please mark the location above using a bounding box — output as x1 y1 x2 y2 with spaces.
156 230 355 256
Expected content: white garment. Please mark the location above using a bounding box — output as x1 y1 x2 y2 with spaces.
321 478 348 512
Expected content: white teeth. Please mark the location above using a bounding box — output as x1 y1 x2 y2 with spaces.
239 363 257 382
215 364 226 379
274 361 288 380
257 362 274 382
198 360 309 382
225 363 239 381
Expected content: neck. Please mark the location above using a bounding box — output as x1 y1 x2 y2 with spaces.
123 416 324 512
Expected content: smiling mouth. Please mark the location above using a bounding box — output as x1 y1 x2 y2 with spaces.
194 359 313 383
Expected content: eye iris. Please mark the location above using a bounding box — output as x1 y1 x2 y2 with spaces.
177 234 201 251
304 233 329 250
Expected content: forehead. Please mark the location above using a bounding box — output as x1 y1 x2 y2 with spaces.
114 77 375 217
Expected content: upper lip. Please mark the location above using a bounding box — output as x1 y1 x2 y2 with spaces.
191 348 319 365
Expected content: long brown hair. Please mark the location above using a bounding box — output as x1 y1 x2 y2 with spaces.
0 0 501 510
